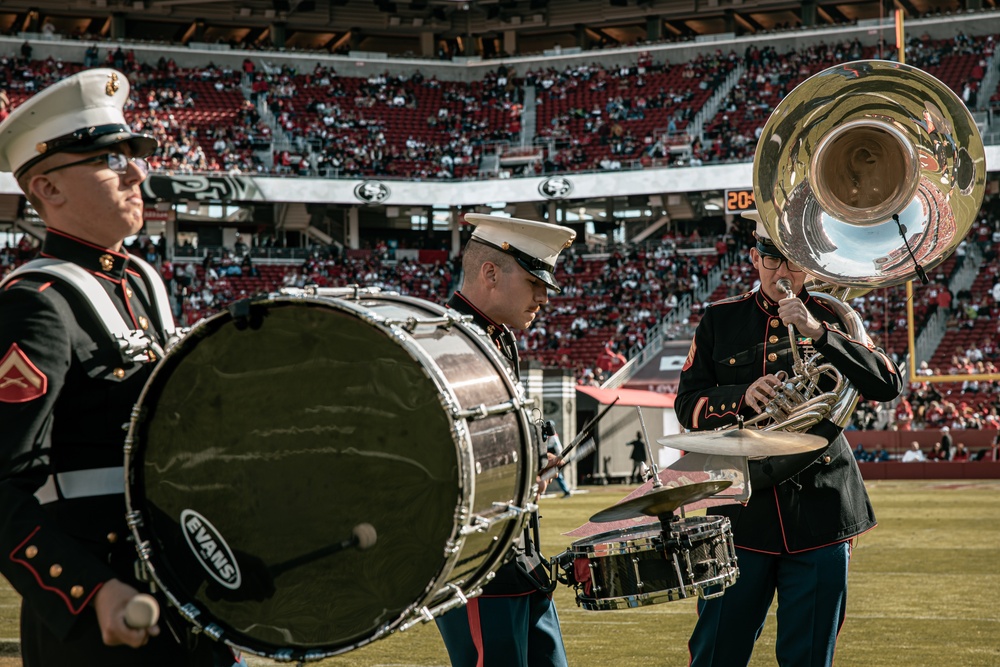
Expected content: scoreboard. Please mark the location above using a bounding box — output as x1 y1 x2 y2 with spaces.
724 188 755 214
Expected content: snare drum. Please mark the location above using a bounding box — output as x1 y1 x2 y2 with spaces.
124 290 536 661
556 516 738 611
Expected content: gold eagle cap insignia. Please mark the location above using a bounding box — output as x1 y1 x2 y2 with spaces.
105 72 120 97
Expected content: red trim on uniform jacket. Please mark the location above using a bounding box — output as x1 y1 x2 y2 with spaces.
9 526 103 614
773 486 879 554
39 252 124 284
119 278 141 329
692 397 708 429
452 291 503 332
45 228 130 259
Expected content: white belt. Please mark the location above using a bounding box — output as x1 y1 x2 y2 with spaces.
33 466 125 505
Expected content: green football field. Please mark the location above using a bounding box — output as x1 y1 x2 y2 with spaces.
1 479 997 666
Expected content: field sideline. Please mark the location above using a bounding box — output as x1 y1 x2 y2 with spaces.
0 479 997 666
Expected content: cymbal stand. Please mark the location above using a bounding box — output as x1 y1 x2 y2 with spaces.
636 406 662 489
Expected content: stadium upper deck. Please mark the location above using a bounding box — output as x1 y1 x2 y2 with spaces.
1 9 1000 214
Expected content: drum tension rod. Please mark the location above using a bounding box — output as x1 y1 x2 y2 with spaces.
454 399 522 420
382 314 465 332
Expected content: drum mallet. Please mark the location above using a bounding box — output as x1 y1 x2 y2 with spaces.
124 593 160 630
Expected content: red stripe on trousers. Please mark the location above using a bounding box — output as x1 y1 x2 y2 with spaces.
468 598 485 667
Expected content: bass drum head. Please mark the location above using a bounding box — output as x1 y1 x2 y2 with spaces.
129 297 460 657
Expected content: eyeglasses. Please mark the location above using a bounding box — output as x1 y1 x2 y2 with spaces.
42 152 150 177
760 255 804 273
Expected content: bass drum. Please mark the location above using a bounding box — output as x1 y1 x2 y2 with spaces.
124 290 537 661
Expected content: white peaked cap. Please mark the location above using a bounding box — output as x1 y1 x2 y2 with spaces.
466 213 576 292
741 208 770 241
743 208 783 257
0 68 157 176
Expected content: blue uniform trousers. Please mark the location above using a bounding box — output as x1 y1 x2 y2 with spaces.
436 590 568 667
689 542 851 667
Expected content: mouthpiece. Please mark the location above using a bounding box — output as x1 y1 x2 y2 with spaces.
776 278 793 296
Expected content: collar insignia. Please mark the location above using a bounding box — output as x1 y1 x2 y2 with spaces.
99 254 115 272
486 324 496 336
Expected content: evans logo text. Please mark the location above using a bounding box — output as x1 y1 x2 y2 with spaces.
181 509 242 590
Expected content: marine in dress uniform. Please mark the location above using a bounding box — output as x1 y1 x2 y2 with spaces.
436 214 574 667
676 211 902 667
0 69 241 666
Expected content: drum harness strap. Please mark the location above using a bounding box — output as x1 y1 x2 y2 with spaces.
1 256 179 364
1 257 178 505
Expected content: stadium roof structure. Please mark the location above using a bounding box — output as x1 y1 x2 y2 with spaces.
0 0 978 56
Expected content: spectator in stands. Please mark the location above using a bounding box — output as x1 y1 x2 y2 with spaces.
895 395 914 430
927 441 948 461
435 214 572 667
675 210 902 667
902 441 928 462
84 43 99 68
940 426 954 459
0 68 244 666
952 442 971 461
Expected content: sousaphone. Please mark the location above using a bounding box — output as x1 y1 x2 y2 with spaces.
741 60 985 432
754 59 985 290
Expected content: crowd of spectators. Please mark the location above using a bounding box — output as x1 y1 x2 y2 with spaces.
523 238 720 383
250 62 524 179
533 50 739 172
3 29 998 181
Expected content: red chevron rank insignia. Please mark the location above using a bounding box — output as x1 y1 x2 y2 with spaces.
0 344 47 403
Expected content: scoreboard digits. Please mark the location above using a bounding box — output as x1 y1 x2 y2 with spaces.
725 188 755 213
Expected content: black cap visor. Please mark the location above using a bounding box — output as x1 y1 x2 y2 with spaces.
16 125 158 178
516 260 561 293
474 237 562 292
755 238 785 260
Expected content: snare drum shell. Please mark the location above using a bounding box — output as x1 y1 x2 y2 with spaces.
125 294 534 660
566 517 738 611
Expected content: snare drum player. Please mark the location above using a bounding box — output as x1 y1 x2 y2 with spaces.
435 213 575 667
0 70 242 666
674 210 902 667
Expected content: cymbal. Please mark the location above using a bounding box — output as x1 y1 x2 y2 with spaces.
590 480 733 523
656 428 827 457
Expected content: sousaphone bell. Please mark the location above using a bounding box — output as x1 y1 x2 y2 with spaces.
754 59 985 291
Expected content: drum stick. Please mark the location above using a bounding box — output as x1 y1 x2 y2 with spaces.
540 398 618 481
124 593 160 629
554 397 620 460
540 440 596 482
